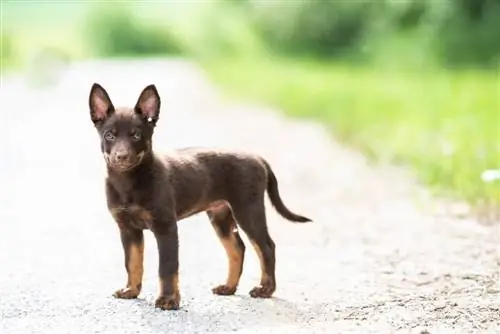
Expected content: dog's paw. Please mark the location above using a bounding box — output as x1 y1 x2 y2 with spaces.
249 285 275 298
113 287 140 299
155 295 180 310
212 284 236 296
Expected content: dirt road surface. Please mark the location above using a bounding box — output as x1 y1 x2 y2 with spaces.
1 59 498 333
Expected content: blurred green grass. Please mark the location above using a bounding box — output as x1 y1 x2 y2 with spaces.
203 57 500 209
1 1 499 214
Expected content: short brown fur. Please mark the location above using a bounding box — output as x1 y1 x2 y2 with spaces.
207 205 245 295
88 83 312 310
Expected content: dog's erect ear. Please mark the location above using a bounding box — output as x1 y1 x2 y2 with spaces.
134 84 161 125
89 83 114 124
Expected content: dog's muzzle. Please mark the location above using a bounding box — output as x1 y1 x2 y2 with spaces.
104 151 145 172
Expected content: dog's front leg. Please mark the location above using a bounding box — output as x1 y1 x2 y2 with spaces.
153 221 180 310
113 227 144 299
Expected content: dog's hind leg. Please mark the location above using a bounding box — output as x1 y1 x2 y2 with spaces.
207 204 246 296
231 199 276 298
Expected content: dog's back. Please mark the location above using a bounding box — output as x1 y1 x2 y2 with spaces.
157 147 265 216
160 147 311 223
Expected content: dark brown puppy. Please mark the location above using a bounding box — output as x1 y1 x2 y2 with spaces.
88 83 312 310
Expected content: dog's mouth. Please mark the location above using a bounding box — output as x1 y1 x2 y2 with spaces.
109 161 136 172
104 152 145 172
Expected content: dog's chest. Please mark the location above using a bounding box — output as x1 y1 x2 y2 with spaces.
107 175 155 230
110 204 153 230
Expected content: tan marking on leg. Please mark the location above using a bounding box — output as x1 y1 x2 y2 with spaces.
248 239 275 298
127 242 144 290
221 233 244 289
113 236 144 299
251 240 270 284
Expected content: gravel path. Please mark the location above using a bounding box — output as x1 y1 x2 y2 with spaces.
0 59 498 333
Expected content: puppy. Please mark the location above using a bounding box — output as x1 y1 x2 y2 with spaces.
88 83 312 310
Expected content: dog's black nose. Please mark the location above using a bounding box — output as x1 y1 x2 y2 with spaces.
115 152 129 161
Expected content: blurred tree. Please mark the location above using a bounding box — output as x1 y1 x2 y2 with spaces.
251 0 380 57
384 0 427 29
247 0 500 67
430 0 500 67
85 5 184 57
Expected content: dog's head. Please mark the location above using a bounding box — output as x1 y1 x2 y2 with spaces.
88 83 161 172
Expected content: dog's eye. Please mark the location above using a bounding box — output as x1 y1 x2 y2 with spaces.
104 132 115 141
132 132 142 141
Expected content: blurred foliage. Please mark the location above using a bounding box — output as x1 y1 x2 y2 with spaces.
2 0 500 67
244 0 500 67
160 1 263 60
250 0 380 58
430 0 500 67
85 5 184 57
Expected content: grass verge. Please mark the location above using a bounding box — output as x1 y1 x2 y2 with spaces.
203 56 500 213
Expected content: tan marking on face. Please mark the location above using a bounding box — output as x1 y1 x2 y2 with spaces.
220 233 244 289
109 207 121 222
136 151 145 164
110 151 147 172
103 152 111 164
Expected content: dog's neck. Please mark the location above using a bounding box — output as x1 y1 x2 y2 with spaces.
106 151 156 205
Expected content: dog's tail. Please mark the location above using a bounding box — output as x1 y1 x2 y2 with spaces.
262 159 312 223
